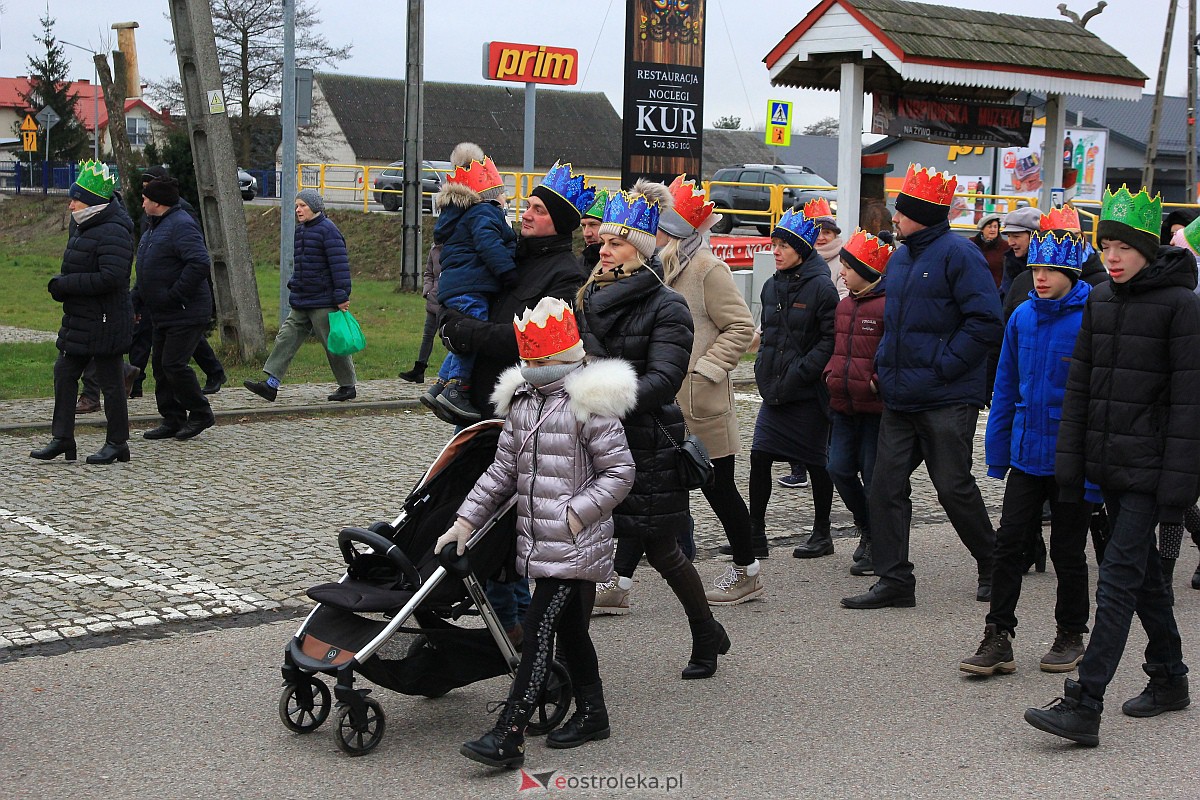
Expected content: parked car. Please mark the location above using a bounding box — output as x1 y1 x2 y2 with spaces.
372 160 452 212
707 164 838 236
238 167 257 201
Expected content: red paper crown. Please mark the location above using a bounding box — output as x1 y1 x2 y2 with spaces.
513 298 581 361
446 156 504 195
667 175 716 229
843 229 894 275
1041 205 1081 232
802 197 833 219
899 163 957 207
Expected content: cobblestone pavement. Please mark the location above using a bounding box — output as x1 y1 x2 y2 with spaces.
0 366 1004 657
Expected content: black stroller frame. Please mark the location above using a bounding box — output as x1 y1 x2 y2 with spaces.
278 421 573 755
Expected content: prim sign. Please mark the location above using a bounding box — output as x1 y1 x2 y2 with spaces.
484 41 579 86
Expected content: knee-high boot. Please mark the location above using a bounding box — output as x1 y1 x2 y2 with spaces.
682 617 731 679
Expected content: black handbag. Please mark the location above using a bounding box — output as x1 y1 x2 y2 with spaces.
653 413 714 490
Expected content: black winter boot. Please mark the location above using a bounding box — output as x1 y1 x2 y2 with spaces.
30 437 77 462
547 681 610 749
681 617 731 680
1121 663 1190 717
461 697 532 768
719 520 769 559
1024 678 1102 747
398 361 426 383
793 519 834 558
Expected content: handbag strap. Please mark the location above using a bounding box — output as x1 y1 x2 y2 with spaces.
650 411 691 452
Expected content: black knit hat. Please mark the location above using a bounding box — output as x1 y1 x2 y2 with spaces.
894 192 949 227
141 165 169 183
142 176 180 207
1097 219 1160 263
530 185 581 234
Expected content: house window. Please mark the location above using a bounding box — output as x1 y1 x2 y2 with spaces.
126 116 150 148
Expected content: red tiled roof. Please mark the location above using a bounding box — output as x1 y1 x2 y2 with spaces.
0 76 166 130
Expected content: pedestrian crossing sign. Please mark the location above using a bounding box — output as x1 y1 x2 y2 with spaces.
766 99 792 147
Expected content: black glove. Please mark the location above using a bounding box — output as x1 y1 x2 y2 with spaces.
438 306 473 355
47 276 65 302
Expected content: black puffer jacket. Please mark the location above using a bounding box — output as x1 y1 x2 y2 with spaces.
49 196 135 357
1003 248 1108 322
577 261 694 539
755 248 838 406
1056 246 1200 520
132 205 213 329
439 233 587 414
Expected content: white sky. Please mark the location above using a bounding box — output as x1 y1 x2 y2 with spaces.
0 0 1185 131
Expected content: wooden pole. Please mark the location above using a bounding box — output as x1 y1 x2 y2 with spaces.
1143 0 1179 191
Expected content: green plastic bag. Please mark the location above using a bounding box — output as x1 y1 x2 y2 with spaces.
327 310 366 356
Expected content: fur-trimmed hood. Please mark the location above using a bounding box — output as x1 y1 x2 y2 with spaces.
434 181 482 211
491 357 638 422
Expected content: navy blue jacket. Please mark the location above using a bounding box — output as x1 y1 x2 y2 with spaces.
875 221 1003 411
132 204 213 329
434 200 517 302
290 214 351 308
986 279 1090 478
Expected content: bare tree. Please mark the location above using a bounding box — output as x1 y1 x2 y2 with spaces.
802 116 840 137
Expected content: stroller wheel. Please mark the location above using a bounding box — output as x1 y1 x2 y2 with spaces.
278 676 331 733
333 697 386 756
526 660 572 736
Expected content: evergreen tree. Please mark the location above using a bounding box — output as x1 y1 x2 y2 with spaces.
18 13 90 163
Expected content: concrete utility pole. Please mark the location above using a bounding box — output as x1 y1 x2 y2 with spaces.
167 0 266 358
280 0 297 325
1144 0 1179 191
400 0 424 292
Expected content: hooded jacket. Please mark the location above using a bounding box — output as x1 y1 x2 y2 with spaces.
132 204 213 329
433 185 517 302
455 359 637 581
823 280 886 416
874 220 1003 411
1056 245 1200 520
1003 247 1107 322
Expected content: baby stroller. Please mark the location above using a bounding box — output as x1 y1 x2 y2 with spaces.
278 420 572 755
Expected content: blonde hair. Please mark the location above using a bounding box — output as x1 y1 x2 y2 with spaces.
574 245 649 309
659 236 684 284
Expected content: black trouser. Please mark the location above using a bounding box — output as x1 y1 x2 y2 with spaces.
987 469 1091 636
869 405 995 592
152 324 213 429
612 532 712 623
748 449 833 527
81 317 223 399
52 352 128 444
511 578 599 706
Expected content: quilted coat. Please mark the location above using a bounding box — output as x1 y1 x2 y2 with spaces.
1056 245 1200 520
455 359 637 581
577 261 695 539
132 204 213 329
823 281 885 416
289 214 350 309
434 187 517 302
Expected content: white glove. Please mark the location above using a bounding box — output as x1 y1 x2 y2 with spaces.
435 518 474 556
567 508 584 536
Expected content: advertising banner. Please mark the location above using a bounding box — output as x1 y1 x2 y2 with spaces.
621 0 706 186
872 94 1034 147
997 125 1108 204
484 41 579 86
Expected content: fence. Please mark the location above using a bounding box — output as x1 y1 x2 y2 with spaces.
0 160 283 200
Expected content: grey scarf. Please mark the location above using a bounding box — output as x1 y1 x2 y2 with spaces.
520 361 581 388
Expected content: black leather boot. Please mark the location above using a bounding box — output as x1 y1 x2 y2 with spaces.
1024 678 1102 747
681 618 731 680
461 697 532 768
719 520 769 559
793 519 834 558
85 441 131 464
547 681 610 749
398 361 427 383
1121 663 1190 717
30 438 76 461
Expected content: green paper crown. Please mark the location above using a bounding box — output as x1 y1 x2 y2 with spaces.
75 160 116 199
583 188 609 220
1182 214 1200 255
1100 185 1161 237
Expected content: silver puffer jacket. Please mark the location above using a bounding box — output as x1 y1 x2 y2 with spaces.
456 358 638 581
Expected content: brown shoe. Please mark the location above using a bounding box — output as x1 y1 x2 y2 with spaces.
123 363 140 397
960 624 1016 676
75 395 101 414
1040 628 1085 673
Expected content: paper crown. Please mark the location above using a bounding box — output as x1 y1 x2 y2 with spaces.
513 297 581 361
1027 229 1086 272
772 207 820 250
446 156 504 195
667 175 716 229
1179 214 1200 255
1041 205 1081 232
602 188 662 236
899 163 957 207
73 160 116 199
539 161 597 217
842 229 894 275
583 188 609 220
802 197 833 219
1100 185 1162 237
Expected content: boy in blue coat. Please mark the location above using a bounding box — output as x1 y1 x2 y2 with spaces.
960 221 1095 677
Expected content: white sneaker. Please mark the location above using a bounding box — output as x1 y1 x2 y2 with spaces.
592 577 630 615
705 564 765 606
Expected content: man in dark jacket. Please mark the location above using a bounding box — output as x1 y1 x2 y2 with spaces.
133 177 216 441
842 165 1002 610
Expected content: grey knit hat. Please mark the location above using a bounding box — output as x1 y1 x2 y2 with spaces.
296 189 325 215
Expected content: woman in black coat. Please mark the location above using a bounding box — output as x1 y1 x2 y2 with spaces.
32 166 135 464
575 180 729 680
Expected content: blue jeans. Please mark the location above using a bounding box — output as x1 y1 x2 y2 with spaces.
436 293 488 382
827 411 880 532
1078 490 1187 703
486 576 532 630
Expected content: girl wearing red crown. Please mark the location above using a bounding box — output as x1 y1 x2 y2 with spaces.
437 296 637 769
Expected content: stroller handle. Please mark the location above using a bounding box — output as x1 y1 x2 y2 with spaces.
338 527 423 590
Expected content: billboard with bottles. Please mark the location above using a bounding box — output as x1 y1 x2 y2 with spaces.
997 124 1108 204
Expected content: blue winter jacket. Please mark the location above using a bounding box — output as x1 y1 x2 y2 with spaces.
874 221 1003 411
133 204 213 329
435 200 517 302
986 279 1090 478
289 214 350 308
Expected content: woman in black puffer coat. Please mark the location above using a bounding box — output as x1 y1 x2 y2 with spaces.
576 180 730 680
32 171 135 464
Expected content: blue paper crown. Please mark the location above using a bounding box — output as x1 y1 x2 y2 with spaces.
1027 229 1086 272
602 189 661 236
772 207 820 250
540 161 597 217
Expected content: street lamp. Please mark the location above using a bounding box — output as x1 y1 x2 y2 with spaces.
60 40 101 161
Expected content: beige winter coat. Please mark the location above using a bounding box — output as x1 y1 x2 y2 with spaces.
665 246 755 458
